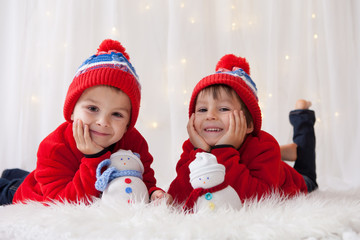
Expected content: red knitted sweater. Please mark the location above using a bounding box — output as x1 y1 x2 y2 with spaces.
168 130 307 204
13 122 161 204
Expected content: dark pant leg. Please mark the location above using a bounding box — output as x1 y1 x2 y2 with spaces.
0 169 29 205
1 168 29 180
289 109 318 192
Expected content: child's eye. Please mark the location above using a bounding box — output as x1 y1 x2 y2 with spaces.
113 112 124 118
219 107 230 112
87 106 99 112
197 108 207 113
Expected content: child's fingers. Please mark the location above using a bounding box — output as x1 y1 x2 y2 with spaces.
75 119 85 145
239 110 247 136
187 114 195 134
228 111 235 133
72 120 78 141
73 120 81 143
233 110 241 133
83 124 91 145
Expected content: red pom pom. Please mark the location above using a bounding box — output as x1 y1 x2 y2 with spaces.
97 39 130 60
215 54 250 75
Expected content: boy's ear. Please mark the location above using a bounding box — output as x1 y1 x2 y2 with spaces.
246 122 254 134
70 113 74 121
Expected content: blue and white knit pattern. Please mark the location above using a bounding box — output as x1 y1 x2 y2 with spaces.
95 159 143 192
75 52 140 89
217 68 258 100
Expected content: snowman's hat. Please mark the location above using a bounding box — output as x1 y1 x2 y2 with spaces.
189 152 225 182
110 149 144 173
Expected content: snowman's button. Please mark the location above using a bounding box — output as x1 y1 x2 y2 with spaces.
209 202 215 210
125 178 132 184
205 193 213 200
125 187 133 194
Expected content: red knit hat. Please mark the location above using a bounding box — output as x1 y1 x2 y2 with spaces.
189 54 262 135
63 39 141 130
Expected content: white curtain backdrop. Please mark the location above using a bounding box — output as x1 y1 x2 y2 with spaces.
0 0 359 191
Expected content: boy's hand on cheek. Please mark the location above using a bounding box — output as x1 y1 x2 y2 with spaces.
187 114 211 152
216 110 247 149
73 119 104 155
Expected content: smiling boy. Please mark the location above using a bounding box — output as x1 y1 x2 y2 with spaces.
0 39 166 205
167 54 317 206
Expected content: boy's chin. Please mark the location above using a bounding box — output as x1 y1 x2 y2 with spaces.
204 140 217 148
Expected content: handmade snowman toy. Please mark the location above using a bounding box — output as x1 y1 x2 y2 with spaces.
95 149 149 204
183 152 242 212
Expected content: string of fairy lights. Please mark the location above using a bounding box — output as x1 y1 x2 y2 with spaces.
34 2 343 131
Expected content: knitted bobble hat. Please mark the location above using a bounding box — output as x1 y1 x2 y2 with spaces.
188 54 262 135
63 39 141 130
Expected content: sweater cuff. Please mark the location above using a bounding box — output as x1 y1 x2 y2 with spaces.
212 144 236 150
149 187 164 197
83 143 116 158
83 148 109 158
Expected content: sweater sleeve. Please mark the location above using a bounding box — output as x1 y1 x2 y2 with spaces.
34 140 111 204
13 122 110 204
211 132 281 201
167 140 201 204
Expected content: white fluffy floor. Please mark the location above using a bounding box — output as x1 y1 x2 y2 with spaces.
1 188 360 240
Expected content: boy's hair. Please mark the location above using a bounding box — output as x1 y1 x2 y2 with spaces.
198 84 253 126
189 54 262 135
63 39 140 130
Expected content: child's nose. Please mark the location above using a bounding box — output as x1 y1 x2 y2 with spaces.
97 116 110 127
206 110 217 120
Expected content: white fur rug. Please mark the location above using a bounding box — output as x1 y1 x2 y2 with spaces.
1 188 360 240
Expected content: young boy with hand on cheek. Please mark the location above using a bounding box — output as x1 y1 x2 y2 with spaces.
0 39 167 205
167 54 317 206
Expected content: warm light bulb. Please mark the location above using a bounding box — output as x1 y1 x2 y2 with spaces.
312 14 316 19
231 22 237 31
190 17 195 24
313 34 318 39
152 122 158 128
268 93 273 98
285 55 290 60
181 58 187 64
334 112 339 117
31 95 39 103
180 3 185 8
112 27 117 32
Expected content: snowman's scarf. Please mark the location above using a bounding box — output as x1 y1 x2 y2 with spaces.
183 181 229 213
95 159 143 192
